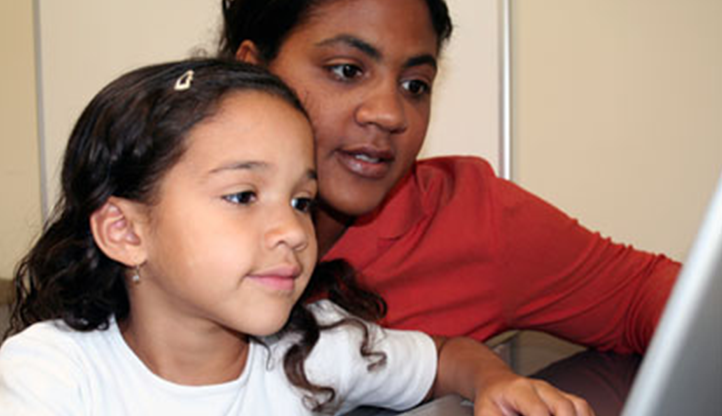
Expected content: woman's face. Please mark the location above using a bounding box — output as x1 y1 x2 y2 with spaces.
264 0 439 217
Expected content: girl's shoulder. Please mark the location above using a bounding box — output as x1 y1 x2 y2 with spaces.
0 320 102 415
301 300 385 362
304 299 435 372
1 320 78 354
306 299 353 322
0 319 116 377
1 319 115 353
302 300 437 413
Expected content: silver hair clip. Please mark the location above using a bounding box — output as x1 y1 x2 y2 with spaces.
174 70 194 91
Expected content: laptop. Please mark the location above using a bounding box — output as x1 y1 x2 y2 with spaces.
620 172 722 415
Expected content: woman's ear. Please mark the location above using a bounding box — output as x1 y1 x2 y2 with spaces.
90 197 147 267
236 40 263 64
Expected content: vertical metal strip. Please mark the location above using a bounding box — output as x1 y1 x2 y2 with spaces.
500 0 513 181
33 0 49 221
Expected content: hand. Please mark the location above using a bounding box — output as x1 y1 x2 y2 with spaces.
431 336 594 416
472 372 594 416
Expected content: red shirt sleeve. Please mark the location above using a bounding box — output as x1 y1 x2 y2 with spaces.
491 166 680 353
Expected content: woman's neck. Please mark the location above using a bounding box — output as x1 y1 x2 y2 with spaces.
314 203 354 258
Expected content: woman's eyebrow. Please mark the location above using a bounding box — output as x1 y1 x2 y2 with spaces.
315 34 437 70
316 34 381 60
404 54 437 71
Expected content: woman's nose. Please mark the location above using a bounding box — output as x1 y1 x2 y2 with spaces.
355 84 408 134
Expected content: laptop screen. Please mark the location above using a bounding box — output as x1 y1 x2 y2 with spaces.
621 173 722 416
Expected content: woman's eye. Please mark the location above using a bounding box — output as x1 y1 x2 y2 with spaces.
329 64 363 81
402 79 431 96
223 191 256 205
291 197 316 214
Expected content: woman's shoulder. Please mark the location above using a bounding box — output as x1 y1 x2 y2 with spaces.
414 156 500 193
408 156 504 212
416 155 497 176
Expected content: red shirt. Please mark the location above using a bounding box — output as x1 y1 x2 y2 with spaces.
322 156 680 354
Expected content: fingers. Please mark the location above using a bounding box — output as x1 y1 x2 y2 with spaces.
564 392 595 416
535 381 595 416
473 378 595 416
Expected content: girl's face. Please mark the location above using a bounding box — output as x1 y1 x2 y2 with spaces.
265 0 439 217
136 92 317 337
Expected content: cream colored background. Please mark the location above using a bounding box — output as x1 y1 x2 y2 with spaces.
512 0 721 262
37 0 223 213
0 1 42 280
2 0 721 282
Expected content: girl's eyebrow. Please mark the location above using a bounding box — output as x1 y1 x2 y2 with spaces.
208 161 318 182
208 160 269 174
315 34 437 70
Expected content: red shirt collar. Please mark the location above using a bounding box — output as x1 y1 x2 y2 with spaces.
353 165 425 240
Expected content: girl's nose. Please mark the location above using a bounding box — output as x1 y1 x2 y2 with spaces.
265 208 311 253
355 84 408 134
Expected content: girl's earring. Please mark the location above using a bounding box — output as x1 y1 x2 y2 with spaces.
131 265 141 284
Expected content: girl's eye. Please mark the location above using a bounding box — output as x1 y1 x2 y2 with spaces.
401 79 431 96
291 197 316 214
223 191 256 205
328 63 363 81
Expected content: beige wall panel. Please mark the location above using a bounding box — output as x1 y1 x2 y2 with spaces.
422 0 503 168
0 2 42 280
37 0 222 210
513 0 722 260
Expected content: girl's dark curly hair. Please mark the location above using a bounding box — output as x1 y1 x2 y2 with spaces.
4 58 386 413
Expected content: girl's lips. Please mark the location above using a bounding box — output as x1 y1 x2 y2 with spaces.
249 265 300 292
250 276 295 291
336 148 395 180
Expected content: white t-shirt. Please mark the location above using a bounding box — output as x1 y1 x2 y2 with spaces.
0 300 436 415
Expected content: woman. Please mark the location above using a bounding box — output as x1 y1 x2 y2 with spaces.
218 0 679 355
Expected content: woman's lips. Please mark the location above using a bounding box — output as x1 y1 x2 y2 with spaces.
336 148 394 179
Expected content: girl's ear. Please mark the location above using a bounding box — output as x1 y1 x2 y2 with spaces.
90 197 147 267
236 40 263 65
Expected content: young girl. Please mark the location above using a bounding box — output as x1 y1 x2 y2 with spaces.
219 0 680 354
0 60 591 415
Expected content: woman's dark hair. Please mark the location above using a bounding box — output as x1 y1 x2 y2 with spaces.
218 0 453 62
5 58 386 413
